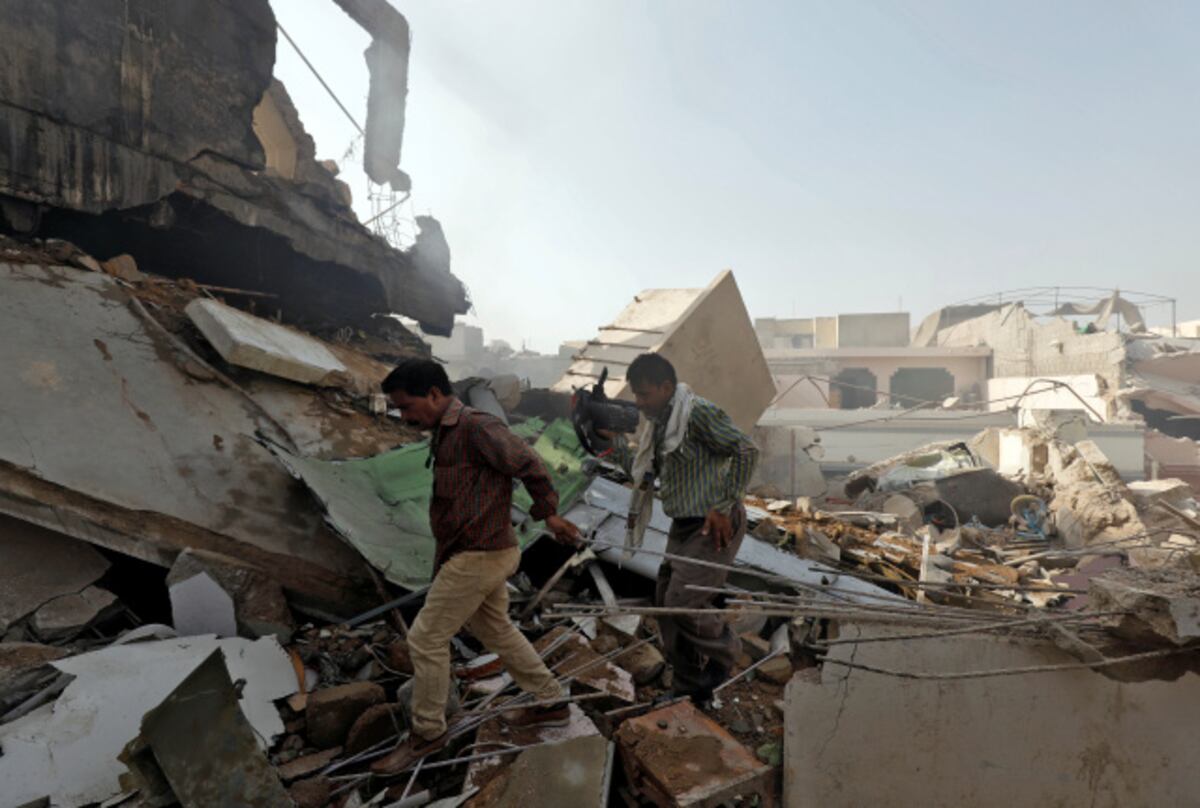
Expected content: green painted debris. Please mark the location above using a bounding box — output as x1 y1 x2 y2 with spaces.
268 418 589 590
756 741 783 767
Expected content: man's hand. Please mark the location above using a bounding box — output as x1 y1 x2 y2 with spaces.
545 514 583 546
700 508 733 550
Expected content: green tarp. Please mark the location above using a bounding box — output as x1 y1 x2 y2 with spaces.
268 418 589 590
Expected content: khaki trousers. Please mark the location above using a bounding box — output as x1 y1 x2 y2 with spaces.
408 546 563 739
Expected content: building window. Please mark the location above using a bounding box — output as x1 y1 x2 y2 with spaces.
791 334 814 348
833 368 877 409
889 367 955 408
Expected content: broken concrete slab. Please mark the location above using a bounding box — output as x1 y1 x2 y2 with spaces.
186 298 349 387
785 623 1200 808
0 514 111 633
1089 568 1200 646
554 271 776 434
119 649 291 807
305 681 386 749
534 629 635 704
332 0 412 191
0 261 373 613
169 572 238 638
467 735 614 808
166 548 295 641
30 585 119 642
929 467 1026 527
615 700 774 807
0 635 295 808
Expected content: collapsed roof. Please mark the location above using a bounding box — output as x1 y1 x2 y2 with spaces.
0 0 469 336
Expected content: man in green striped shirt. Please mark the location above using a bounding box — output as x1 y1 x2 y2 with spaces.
608 353 759 701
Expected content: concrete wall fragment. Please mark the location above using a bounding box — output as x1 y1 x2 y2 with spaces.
333 0 413 191
785 624 1200 808
554 271 775 434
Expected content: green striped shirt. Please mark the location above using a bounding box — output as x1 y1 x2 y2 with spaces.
613 396 759 519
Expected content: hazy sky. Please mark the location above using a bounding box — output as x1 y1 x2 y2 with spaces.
271 1 1200 351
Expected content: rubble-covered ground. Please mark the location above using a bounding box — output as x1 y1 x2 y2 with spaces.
3 3 1200 803
3 230 1198 808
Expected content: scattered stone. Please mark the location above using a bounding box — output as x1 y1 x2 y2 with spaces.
756 655 794 685
345 703 405 754
615 643 665 685
73 254 102 273
30 586 119 641
591 634 619 656
729 718 753 734
305 682 385 748
100 253 144 282
740 633 772 663
278 747 341 782
288 777 332 808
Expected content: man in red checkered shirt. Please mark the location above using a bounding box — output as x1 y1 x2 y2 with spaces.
372 358 581 774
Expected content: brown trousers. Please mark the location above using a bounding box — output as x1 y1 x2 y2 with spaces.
655 503 747 693
408 547 563 739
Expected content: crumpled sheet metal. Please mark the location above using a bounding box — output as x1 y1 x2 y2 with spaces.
564 477 903 604
268 418 591 590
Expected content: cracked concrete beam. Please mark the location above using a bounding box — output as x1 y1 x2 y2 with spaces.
332 0 412 191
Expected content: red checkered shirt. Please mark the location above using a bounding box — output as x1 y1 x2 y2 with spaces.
428 398 558 571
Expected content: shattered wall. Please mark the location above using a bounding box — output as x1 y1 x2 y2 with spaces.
0 0 469 335
931 304 1127 387
333 0 413 191
0 0 274 213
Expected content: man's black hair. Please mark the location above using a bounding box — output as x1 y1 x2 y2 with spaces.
381 358 454 397
627 353 677 387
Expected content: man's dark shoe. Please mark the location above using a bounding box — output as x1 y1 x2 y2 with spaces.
502 700 571 729
369 730 449 776
674 661 731 705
